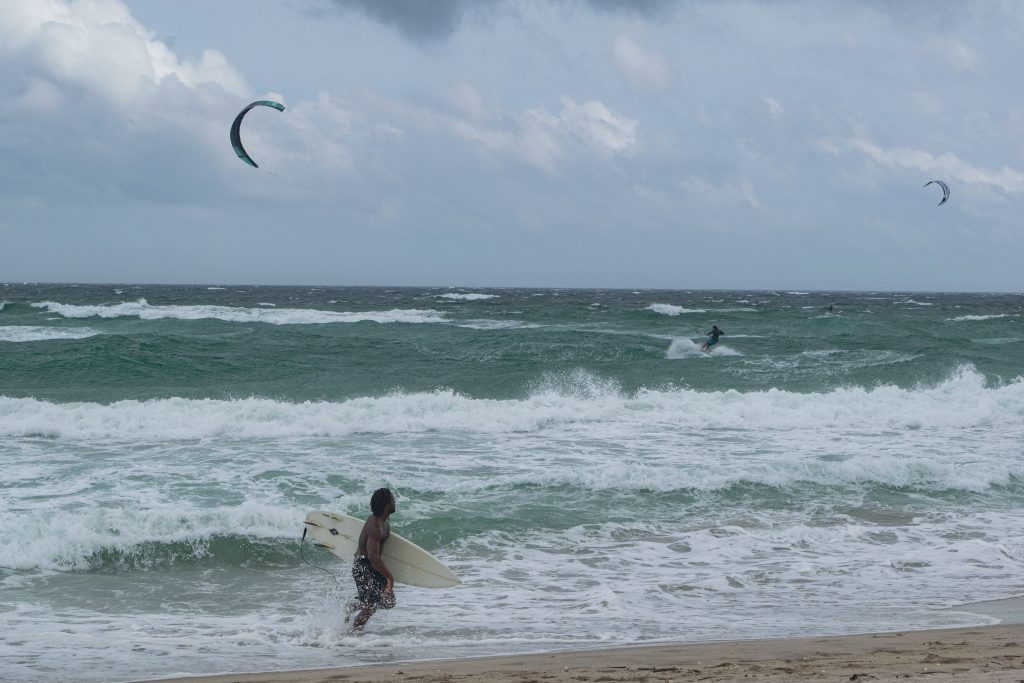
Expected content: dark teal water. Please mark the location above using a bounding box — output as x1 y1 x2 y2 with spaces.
3 285 1022 402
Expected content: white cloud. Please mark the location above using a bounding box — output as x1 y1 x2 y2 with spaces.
0 0 248 112
850 137 1024 194
908 91 943 118
447 96 638 172
214 91 372 202
680 175 759 208
556 96 639 155
447 82 489 121
762 97 785 119
12 77 63 114
612 35 669 89
944 40 979 73
283 91 357 171
373 122 405 141
451 110 563 173
0 0 373 208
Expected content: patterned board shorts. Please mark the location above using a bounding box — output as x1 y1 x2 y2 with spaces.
352 557 395 609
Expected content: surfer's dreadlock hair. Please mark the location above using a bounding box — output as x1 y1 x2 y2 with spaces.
370 487 394 516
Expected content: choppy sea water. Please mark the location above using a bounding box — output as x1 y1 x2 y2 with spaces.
1 284 1023 683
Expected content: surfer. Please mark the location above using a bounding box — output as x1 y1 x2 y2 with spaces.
701 325 723 352
348 488 397 629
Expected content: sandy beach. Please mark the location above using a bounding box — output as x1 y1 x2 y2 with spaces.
143 622 1024 683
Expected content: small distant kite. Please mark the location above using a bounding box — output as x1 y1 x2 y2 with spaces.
923 179 950 206
230 100 285 168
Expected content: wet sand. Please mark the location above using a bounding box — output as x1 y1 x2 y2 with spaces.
141 622 1024 683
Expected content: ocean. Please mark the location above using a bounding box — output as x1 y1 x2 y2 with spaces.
1 284 1023 682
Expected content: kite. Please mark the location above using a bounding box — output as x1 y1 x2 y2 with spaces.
923 179 950 206
230 100 285 168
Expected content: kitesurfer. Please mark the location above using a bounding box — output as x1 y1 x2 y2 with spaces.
701 325 723 352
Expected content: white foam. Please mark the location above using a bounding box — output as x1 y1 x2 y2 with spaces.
31 299 447 325
972 337 1024 345
4 368 1024 680
667 338 742 358
453 319 543 330
438 293 499 301
1 367 1018 441
257 302 276 307
895 299 933 306
0 326 100 342
666 338 704 358
647 303 705 315
948 314 1015 322
707 344 741 356
0 499 301 572
4 495 1018 683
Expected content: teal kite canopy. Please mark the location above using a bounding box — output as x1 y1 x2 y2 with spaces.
230 100 285 168
923 179 950 206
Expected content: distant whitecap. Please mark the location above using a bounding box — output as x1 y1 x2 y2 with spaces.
31 299 448 325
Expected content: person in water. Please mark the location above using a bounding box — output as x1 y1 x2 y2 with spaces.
701 324 723 352
347 487 397 629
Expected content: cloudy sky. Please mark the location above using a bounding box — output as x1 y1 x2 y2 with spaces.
2 0 1023 290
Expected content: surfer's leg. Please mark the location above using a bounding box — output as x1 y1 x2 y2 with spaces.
352 604 377 630
350 558 389 629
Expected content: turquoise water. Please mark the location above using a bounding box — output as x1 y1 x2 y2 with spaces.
2 284 1023 682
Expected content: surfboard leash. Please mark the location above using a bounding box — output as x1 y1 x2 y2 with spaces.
299 526 342 584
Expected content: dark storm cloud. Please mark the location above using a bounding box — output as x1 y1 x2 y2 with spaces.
324 0 474 41
585 0 677 17
323 0 674 41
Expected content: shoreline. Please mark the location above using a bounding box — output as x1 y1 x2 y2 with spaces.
138 622 1024 683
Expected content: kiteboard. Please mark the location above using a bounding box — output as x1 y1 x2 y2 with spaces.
303 511 460 588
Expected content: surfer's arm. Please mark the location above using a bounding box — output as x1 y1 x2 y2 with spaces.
365 525 395 589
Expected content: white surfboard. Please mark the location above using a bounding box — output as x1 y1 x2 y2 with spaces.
303 511 460 588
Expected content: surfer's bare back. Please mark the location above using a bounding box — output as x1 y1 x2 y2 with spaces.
348 488 397 629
